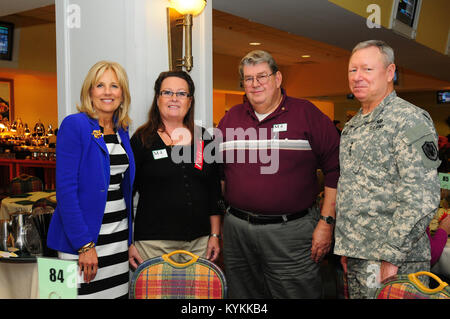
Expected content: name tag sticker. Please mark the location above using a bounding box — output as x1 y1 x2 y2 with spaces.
38 257 78 299
273 123 287 132
152 149 168 160
439 173 450 190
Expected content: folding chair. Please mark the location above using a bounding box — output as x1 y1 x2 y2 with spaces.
375 271 450 299
129 250 227 299
9 174 43 195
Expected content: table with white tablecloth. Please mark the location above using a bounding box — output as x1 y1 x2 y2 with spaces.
0 191 56 220
0 257 39 298
0 191 56 298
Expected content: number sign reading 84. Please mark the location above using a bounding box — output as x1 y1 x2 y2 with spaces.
37 258 78 299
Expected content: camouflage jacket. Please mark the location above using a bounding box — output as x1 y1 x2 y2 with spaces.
334 91 441 266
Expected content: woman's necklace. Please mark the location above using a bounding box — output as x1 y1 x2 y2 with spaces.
163 130 173 146
162 130 180 147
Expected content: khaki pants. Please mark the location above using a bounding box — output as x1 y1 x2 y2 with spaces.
134 236 209 263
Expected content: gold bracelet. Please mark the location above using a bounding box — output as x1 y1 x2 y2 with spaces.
78 242 95 254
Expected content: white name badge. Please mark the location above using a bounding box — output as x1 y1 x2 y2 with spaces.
152 149 168 160
273 123 287 132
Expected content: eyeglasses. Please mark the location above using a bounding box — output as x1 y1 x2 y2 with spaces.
242 72 275 88
159 90 191 99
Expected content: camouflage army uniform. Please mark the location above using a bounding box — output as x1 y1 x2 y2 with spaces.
334 91 441 298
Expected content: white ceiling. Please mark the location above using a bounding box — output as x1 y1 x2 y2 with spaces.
213 10 350 67
0 0 53 16
212 0 450 83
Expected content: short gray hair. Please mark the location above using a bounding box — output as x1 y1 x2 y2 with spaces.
351 40 395 66
239 50 279 79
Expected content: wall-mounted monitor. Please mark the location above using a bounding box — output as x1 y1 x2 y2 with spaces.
390 0 422 39
437 90 450 104
0 21 14 61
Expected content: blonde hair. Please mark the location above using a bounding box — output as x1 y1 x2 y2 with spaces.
77 60 131 130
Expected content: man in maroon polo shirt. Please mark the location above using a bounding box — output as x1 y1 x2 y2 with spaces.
217 50 340 299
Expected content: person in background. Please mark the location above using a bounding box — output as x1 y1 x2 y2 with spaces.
218 50 340 298
428 189 450 266
47 61 135 299
128 70 222 268
428 215 450 266
334 40 441 299
438 135 450 173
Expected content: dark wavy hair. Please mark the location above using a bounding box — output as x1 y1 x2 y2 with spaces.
134 70 196 147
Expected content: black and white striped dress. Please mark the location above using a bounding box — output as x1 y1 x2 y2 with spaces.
59 132 130 299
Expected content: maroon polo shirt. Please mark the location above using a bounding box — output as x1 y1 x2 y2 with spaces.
217 89 340 215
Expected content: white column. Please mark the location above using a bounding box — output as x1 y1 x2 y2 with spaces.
191 3 213 129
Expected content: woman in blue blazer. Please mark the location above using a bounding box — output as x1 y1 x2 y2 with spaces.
47 61 135 299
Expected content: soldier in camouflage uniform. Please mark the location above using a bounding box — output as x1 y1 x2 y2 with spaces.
334 40 441 299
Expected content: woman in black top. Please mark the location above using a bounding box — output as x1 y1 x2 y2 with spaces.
128 71 222 267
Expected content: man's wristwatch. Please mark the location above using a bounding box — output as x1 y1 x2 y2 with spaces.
319 215 336 225
209 233 222 240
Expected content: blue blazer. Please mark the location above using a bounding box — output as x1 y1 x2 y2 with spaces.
47 112 135 254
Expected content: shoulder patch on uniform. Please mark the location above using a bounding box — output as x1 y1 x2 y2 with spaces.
403 122 441 169
421 141 438 161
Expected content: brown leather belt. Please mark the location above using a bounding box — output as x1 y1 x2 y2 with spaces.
228 206 309 225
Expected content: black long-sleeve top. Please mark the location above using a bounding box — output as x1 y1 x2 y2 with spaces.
130 128 222 241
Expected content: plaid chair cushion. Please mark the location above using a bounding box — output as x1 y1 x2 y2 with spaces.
130 251 227 299
9 174 43 195
376 272 450 299
32 197 57 210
